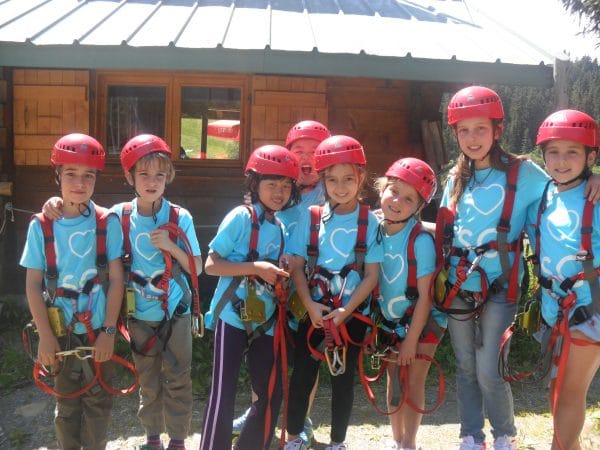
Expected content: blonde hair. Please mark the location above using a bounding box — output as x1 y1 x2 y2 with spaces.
132 152 175 184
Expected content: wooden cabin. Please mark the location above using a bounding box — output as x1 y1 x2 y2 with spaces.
0 0 555 294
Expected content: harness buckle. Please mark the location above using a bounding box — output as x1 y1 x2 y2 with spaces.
325 345 347 376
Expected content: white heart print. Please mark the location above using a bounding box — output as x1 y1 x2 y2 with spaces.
468 183 505 216
135 233 160 261
382 253 405 284
385 295 407 318
68 229 94 258
330 227 357 258
546 209 579 243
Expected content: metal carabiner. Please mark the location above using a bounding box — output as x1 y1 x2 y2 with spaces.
56 346 95 360
325 346 347 376
465 252 485 278
192 314 205 338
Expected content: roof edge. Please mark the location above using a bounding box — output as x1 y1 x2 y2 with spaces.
0 43 555 87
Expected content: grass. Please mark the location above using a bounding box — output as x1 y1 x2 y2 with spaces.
180 117 239 160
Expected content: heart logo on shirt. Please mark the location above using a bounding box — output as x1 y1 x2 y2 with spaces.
68 229 94 258
469 183 505 216
382 253 405 284
286 221 298 237
385 295 407 318
546 209 579 243
264 242 280 258
330 227 357 259
135 233 159 261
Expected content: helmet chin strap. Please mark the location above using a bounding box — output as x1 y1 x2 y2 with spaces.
258 200 275 223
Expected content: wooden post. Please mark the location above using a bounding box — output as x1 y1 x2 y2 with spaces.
554 58 569 109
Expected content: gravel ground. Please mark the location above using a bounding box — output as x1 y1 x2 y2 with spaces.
1 375 598 450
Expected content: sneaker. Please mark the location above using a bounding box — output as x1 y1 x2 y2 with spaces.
284 438 308 450
379 439 399 450
459 436 486 450
325 443 348 450
299 417 314 446
493 435 517 450
232 407 251 435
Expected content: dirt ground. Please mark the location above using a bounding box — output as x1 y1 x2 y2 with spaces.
1 374 598 450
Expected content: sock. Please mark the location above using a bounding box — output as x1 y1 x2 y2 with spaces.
147 435 161 448
168 438 185 449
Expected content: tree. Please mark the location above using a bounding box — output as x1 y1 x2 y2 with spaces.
561 0 600 43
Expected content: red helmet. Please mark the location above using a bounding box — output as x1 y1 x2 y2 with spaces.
385 157 437 203
536 109 598 148
314 135 366 172
285 120 331 148
245 145 300 180
120 134 172 172
447 86 504 125
51 133 105 170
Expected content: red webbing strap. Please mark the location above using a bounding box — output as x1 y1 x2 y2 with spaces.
498 323 534 383
158 222 202 325
406 223 421 297
354 204 369 276
264 276 290 449
358 346 405 415
121 202 133 264
36 213 57 274
550 293 600 450
243 205 260 262
168 205 180 243
94 205 109 263
96 354 139 396
358 349 445 416
33 361 98 399
307 205 322 274
497 160 521 302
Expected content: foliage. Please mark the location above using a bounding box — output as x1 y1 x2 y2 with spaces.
561 0 600 43
441 57 600 166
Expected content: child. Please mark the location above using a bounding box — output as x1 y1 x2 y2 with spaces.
233 120 330 446
374 158 447 450
20 133 124 450
529 109 600 450
437 86 550 450
114 134 202 450
284 135 383 450
200 145 300 450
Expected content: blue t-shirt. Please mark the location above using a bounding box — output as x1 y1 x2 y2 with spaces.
377 217 447 334
440 159 548 293
20 201 123 335
277 182 325 330
205 203 287 334
277 182 325 234
111 198 201 321
288 202 384 310
527 182 600 326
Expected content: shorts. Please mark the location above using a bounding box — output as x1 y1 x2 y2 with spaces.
420 327 446 345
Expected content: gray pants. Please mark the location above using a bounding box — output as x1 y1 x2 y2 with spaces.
129 315 193 440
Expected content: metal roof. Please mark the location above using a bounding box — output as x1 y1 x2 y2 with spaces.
0 0 555 86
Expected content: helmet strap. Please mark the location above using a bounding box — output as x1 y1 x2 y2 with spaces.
552 166 591 187
78 202 92 218
258 200 275 223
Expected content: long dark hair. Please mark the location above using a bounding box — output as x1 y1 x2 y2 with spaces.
449 120 526 205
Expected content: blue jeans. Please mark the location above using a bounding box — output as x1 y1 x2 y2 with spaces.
447 289 517 443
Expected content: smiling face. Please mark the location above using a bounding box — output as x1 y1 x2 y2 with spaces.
289 138 320 188
380 178 422 223
257 176 293 211
455 117 502 168
59 164 97 211
543 139 596 190
323 163 364 213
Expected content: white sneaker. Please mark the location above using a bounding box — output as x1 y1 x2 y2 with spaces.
459 436 486 450
325 443 349 450
493 435 517 450
379 439 399 450
284 438 308 450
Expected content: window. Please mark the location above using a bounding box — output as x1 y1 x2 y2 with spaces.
179 86 241 160
96 72 247 165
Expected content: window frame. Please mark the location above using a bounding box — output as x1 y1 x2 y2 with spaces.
95 70 250 170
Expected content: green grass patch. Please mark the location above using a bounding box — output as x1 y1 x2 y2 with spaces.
180 118 239 160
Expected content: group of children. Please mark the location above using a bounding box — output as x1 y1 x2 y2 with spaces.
19 85 599 450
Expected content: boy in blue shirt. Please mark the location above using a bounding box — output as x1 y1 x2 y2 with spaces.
21 133 124 450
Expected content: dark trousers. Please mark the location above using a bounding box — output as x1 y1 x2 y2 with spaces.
200 319 282 450
287 317 366 444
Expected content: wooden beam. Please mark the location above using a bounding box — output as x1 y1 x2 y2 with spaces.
14 85 87 101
